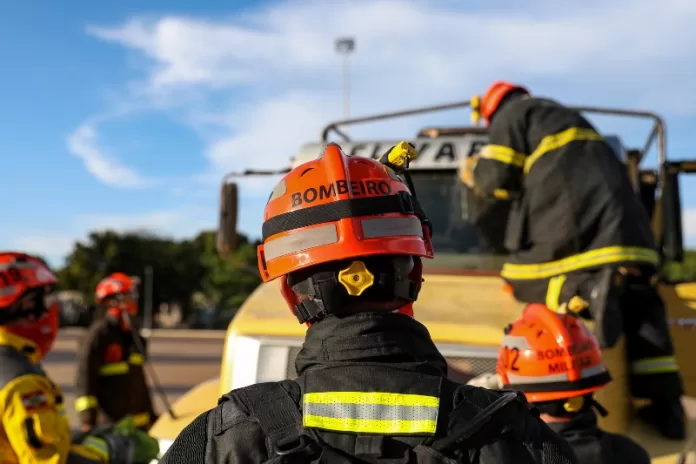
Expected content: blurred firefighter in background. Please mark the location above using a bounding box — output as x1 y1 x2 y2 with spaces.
470 303 651 464
75 272 158 433
460 81 684 439
0 252 159 463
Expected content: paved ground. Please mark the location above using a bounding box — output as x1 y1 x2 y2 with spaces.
44 329 225 429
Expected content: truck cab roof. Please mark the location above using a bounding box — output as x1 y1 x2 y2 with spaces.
292 134 628 169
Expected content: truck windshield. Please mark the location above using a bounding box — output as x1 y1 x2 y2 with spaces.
410 170 508 273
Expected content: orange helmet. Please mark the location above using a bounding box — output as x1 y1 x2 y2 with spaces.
497 303 611 403
258 142 434 324
472 81 528 125
0 252 60 357
96 272 137 315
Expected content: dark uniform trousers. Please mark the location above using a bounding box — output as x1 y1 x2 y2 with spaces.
75 315 156 430
471 95 683 402
547 411 651 464
161 312 578 464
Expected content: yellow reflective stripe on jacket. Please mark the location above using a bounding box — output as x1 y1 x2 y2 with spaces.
479 144 526 167
129 352 144 365
302 391 439 435
501 246 659 281
545 274 568 310
75 395 98 412
524 127 604 174
99 361 129 376
82 436 110 461
132 412 151 427
631 356 680 375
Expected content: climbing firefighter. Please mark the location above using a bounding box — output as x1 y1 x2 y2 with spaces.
469 303 651 464
75 272 157 432
0 251 159 463
460 81 685 439
162 142 577 464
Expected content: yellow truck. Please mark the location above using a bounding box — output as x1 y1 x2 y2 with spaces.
150 100 696 463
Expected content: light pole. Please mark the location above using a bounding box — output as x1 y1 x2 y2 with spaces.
335 38 355 121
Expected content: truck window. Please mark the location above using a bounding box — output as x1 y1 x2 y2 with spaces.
410 170 509 272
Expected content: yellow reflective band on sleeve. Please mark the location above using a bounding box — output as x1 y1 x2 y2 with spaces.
524 127 604 174
98 361 129 376
545 274 567 311
74 395 98 412
129 352 145 365
493 189 510 200
132 412 150 427
631 356 680 375
302 391 439 435
82 436 110 461
501 246 659 280
479 145 526 167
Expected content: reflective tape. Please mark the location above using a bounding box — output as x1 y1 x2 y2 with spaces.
524 128 604 174
129 352 144 365
501 246 659 280
501 335 531 350
264 216 425 262
631 356 679 375
99 361 129 376
507 363 607 385
132 412 150 427
361 217 423 239
268 180 287 202
303 391 439 435
75 395 98 412
479 145 526 167
264 224 338 261
545 275 567 310
83 436 109 461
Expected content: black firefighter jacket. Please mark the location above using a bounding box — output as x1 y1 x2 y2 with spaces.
75 314 156 430
471 96 658 304
161 312 578 464
547 410 650 464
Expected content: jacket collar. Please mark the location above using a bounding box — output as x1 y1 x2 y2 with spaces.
294 311 448 377
546 409 601 439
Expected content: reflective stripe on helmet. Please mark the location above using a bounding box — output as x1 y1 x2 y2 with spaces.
303 391 439 435
264 224 339 261
506 363 607 385
263 216 425 262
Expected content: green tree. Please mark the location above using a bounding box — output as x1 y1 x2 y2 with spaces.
663 250 696 283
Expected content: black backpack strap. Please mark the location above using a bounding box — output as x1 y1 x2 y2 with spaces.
410 390 528 464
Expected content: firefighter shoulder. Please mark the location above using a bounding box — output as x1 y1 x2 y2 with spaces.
75 272 156 432
162 143 577 464
493 303 651 464
0 252 158 464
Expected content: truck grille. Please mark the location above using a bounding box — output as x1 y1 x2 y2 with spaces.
285 346 496 383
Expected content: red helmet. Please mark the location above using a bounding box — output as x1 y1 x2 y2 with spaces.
96 272 137 315
0 252 60 357
473 81 528 125
258 142 434 324
497 303 611 403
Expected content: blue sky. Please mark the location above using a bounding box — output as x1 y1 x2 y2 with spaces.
1 0 695 266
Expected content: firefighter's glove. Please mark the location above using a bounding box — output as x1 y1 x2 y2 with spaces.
379 141 419 170
467 372 502 390
459 154 479 188
96 415 160 464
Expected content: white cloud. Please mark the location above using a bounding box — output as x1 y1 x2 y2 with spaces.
67 124 152 188
684 208 696 246
83 0 696 188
